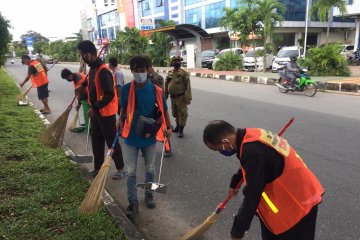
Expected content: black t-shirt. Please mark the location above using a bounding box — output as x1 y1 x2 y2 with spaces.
230 128 285 238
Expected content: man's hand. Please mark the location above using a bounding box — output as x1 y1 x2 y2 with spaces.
164 128 172 138
75 104 81 111
19 82 24 88
116 119 123 130
75 85 84 95
88 108 95 119
186 98 191 105
228 188 239 197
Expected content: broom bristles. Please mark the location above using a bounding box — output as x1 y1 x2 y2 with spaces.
16 86 32 101
178 212 219 240
40 108 71 148
68 110 79 131
79 155 112 214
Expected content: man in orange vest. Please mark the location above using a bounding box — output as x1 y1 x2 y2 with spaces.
77 40 125 180
203 120 324 240
61 68 88 132
117 55 173 218
20 55 51 114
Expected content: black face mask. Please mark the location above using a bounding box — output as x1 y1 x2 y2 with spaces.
173 62 181 68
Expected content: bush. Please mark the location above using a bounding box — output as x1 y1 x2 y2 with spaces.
214 52 243 71
298 44 350 77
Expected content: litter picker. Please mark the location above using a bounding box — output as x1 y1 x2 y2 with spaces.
178 117 295 240
79 127 121 214
136 137 168 194
73 119 93 164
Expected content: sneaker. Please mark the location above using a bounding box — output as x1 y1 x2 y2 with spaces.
164 150 172 158
125 201 139 218
112 170 127 180
145 193 156 209
89 169 99 177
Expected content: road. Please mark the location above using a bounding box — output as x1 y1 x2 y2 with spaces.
5 59 360 240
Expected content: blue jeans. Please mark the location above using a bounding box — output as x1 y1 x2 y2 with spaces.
123 143 157 203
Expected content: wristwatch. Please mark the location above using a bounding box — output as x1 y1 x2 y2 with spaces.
167 125 173 130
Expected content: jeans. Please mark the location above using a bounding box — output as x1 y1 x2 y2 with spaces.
123 143 157 203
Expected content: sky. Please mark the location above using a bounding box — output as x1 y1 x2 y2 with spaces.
1 0 85 41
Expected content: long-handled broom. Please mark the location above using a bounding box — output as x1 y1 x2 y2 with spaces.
68 108 80 131
79 128 121 214
16 85 33 101
40 94 78 148
178 117 295 240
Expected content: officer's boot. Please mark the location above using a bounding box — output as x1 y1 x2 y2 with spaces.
178 126 184 138
173 124 180 133
145 192 156 209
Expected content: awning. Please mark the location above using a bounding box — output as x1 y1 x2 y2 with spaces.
144 24 210 39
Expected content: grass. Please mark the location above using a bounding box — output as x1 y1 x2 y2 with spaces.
0 68 125 240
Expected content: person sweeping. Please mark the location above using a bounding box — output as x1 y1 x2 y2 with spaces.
76 40 125 180
202 120 324 240
61 68 88 132
19 55 51 114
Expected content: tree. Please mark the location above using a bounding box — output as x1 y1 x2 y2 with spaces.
0 13 12 67
148 20 176 66
311 0 347 44
20 30 50 54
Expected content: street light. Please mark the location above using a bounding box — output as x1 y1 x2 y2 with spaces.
304 0 310 59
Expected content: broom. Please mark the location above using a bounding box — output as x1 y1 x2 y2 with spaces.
39 94 78 148
16 85 33 101
68 109 79 131
79 128 121 214
178 117 295 240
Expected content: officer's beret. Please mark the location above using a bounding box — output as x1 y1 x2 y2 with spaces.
172 56 183 61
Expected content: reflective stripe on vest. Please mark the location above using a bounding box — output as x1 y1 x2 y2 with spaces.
29 61 48 88
87 64 118 117
240 128 324 234
121 81 167 143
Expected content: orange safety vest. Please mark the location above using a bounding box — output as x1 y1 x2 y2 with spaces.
121 81 170 151
87 64 118 117
29 60 49 88
239 128 324 234
73 73 88 94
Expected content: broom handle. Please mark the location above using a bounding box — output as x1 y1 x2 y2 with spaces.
85 118 91 157
107 128 121 157
216 117 295 212
157 137 167 184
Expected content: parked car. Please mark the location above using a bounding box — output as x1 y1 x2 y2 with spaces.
272 46 303 72
243 47 273 71
340 44 355 59
169 49 187 66
201 49 217 69
212 48 244 69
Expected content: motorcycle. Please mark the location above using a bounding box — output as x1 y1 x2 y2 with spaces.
275 68 318 97
11 59 15 64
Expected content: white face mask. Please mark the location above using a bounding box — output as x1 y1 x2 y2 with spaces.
133 72 148 83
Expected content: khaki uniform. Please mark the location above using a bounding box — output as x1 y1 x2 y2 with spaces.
149 71 164 92
165 68 192 127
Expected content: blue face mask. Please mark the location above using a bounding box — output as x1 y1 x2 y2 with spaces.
219 140 237 157
219 149 237 156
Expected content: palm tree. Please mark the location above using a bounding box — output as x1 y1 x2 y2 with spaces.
255 0 285 72
311 0 347 44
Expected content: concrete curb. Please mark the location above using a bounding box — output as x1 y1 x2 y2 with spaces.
9 71 145 240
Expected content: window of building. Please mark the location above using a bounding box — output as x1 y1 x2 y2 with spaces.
185 7 202 27
230 0 243 8
278 0 306 21
142 0 151 16
154 0 164 13
205 1 225 29
185 0 201 6
347 0 353 5
101 28 108 39
172 13 179 18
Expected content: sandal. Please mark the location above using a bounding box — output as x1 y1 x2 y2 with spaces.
42 111 51 115
112 171 127 180
70 127 86 133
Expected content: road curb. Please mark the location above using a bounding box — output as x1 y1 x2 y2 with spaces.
10 73 145 240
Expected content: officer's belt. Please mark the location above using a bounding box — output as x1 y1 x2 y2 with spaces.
170 92 185 98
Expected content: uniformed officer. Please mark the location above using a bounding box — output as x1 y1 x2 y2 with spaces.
165 56 192 138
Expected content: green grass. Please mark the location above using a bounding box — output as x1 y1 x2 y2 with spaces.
0 68 125 240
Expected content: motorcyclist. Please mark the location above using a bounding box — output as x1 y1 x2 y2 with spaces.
285 56 301 90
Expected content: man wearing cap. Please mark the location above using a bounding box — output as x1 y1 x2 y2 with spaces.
165 56 192 138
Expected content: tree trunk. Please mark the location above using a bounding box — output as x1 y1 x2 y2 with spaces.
326 14 330 44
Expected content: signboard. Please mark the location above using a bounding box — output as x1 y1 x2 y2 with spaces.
140 18 154 30
228 31 240 41
25 36 35 47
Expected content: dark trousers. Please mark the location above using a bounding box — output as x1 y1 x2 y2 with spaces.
91 112 124 170
260 205 318 240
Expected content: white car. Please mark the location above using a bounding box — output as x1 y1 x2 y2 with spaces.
243 47 273 71
212 48 244 69
272 46 304 72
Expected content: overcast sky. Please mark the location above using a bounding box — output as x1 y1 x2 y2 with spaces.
1 0 84 41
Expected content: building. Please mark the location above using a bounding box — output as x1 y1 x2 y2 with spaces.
334 0 360 48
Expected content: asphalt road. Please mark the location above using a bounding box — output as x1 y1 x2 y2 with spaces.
5 59 360 240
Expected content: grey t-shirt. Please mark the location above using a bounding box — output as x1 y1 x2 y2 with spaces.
114 68 125 87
